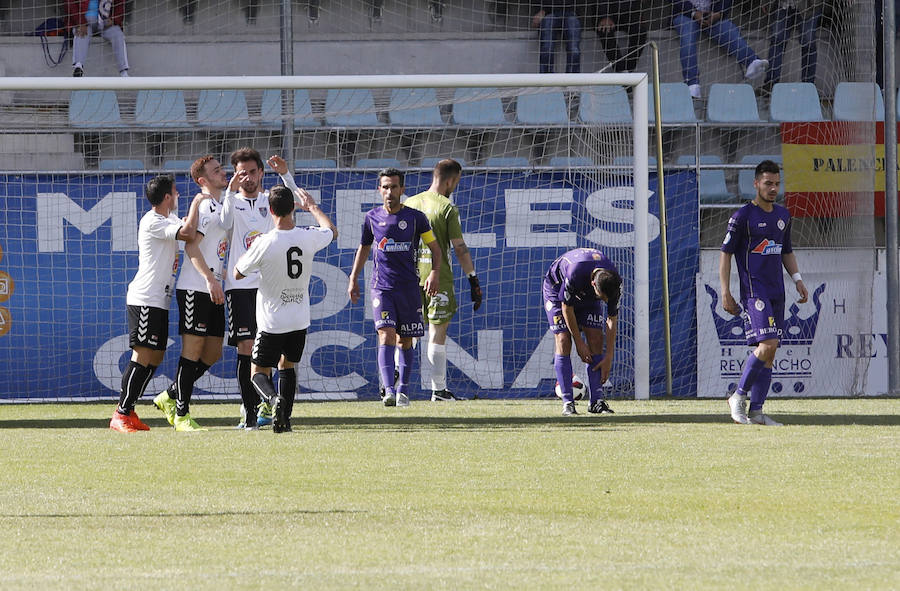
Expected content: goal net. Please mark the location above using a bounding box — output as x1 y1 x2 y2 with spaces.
0 73 666 402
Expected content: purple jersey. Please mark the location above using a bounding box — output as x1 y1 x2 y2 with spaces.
361 204 433 290
720 202 793 301
543 248 619 313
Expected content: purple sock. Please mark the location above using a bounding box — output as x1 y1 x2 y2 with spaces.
749 366 772 412
378 345 396 395
554 354 574 403
585 354 605 405
736 352 766 397
397 347 413 395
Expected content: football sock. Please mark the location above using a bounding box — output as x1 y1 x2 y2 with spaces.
397 347 413 395
278 368 296 420
554 354 574 403
427 342 447 391
117 360 154 414
736 352 766 397
166 359 209 401
237 354 259 417
749 366 773 412
175 357 199 417
250 372 277 406
378 345 397 395
585 354 605 405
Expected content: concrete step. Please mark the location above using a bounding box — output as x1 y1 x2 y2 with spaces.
0 134 75 154
7 152 84 171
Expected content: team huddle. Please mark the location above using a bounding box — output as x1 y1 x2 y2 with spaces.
108 151 802 432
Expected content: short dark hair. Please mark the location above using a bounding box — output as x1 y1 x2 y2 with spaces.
755 159 780 179
268 185 295 217
377 167 404 187
190 155 216 185
433 158 462 181
230 147 264 171
146 175 175 206
593 268 622 317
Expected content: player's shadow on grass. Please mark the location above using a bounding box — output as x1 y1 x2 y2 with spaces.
1 414 897 429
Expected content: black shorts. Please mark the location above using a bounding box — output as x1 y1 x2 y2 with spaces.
177 289 226 338
252 329 307 368
127 305 169 351
226 288 257 346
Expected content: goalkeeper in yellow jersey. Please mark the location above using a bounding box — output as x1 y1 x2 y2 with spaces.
403 159 482 401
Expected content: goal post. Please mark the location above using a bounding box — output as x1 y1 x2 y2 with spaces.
0 72 655 402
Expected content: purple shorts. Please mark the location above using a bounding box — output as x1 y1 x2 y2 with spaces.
371 286 425 338
741 297 784 345
543 299 607 335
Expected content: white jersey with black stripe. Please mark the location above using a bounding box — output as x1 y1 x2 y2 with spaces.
126 210 182 309
176 196 228 293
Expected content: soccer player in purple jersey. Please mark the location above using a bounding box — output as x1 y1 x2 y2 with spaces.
543 248 622 416
348 168 442 407
719 159 808 426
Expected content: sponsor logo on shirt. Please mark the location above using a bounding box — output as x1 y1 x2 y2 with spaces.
280 288 305 305
217 238 228 260
751 239 783 255
377 237 411 252
244 230 262 250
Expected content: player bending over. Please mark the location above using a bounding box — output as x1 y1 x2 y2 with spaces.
543 248 621 416
233 186 336 432
347 168 441 407
719 159 808 426
110 175 207 432
153 156 229 431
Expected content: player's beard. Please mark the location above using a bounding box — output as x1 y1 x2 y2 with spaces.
241 179 259 195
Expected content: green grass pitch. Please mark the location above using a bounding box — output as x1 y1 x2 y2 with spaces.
0 398 897 590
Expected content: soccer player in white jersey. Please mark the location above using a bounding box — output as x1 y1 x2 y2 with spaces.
234 185 336 433
153 156 228 431
110 175 207 433
220 147 300 429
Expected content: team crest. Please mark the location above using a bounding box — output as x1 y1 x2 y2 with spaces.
259 206 268 217
754 299 765 311
398 220 407 230
545 300 553 311
777 219 786 230
372 297 381 308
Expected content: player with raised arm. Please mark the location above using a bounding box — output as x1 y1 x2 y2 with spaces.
234 186 336 433
347 168 441 407
153 156 228 431
109 175 207 432
719 159 808 426
403 159 482 401
219 148 300 430
543 248 622 416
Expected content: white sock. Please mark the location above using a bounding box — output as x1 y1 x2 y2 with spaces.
428 342 447 391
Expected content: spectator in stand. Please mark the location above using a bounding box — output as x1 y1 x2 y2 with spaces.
595 0 648 73
671 0 769 99
762 1 825 95
533 1 583 73
65 0 129 77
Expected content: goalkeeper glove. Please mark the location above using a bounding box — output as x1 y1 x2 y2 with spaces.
468 274 482 311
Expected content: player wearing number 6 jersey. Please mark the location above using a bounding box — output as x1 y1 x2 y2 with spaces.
109 175 206 433
153 156 229 431
234 186 336 433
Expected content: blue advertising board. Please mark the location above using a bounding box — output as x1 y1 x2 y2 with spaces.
0 170 698 400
